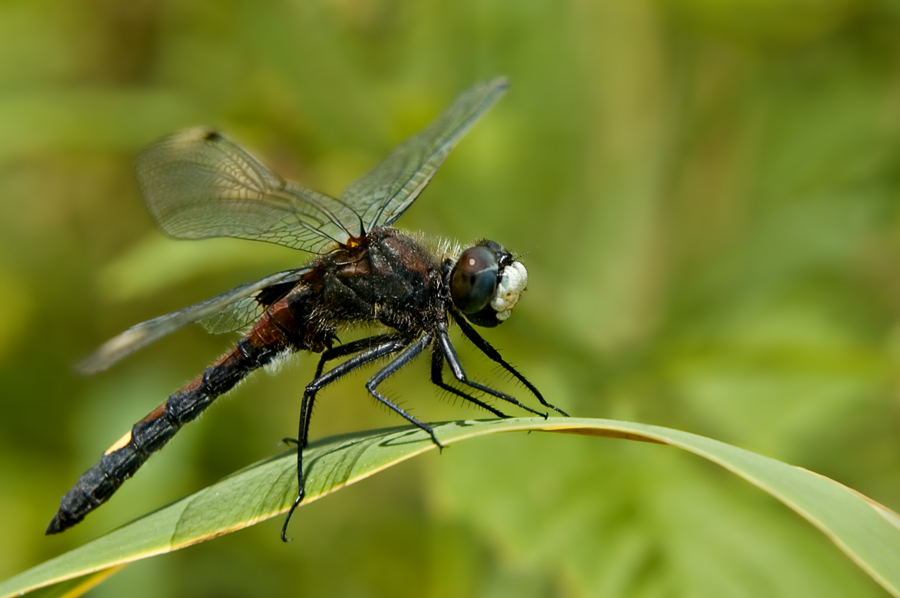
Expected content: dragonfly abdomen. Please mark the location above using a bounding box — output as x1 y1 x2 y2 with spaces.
46 315 293 535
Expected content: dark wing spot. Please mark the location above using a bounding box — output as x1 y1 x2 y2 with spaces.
256 281 297 308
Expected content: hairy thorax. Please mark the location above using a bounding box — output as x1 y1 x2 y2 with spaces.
283 228 445 350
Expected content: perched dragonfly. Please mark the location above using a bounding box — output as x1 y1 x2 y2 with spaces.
47 77 567 541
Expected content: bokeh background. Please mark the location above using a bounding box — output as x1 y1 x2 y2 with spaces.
2 0 900 596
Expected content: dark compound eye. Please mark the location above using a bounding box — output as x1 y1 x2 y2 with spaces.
450 246 499 314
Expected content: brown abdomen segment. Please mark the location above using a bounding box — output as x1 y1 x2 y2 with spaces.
46 314 292 535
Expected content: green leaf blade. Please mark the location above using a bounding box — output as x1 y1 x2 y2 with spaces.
2 418 898 597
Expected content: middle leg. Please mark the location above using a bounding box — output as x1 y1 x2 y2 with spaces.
365 333 443 447
452 311 568 416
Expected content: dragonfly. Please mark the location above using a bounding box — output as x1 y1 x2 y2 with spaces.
47 77 568 541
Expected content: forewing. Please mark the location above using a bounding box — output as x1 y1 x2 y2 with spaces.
136 129 362 253
341 77 509 230
77 268 310 374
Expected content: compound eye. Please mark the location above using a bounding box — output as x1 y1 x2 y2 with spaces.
451 246 499 314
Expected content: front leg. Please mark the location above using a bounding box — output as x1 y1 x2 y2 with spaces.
451 310 568 416
437 324 546 418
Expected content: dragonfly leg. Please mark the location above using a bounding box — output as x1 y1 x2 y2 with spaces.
364 333 442 448
313 334 399 379
430 349 509 418
437 325 547 419
281 335 407 542
451 312 568 416
280 335 400 445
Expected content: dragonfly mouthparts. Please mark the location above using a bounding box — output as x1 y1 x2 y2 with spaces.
492 261 528 322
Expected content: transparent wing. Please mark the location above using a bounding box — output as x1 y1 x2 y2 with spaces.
136 129 365 253
77 268 310 374
200 295 265 334
341 77 509 231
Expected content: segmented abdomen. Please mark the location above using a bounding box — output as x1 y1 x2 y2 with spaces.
46 311 293 535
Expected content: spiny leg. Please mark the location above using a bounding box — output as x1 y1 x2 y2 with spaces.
452 311 569 416
365 333 443 448
282 335 400 446
281 336 407 542
430 349 509 418
437 326 547 419
298 334 400 447
315 334 399 379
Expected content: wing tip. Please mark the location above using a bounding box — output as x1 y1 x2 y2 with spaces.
74 327 151 375
473 76 510 113
74 353 110 376
490 76 510 91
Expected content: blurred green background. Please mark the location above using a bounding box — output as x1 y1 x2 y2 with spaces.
2 0 899 596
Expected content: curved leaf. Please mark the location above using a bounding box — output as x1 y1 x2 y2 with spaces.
2 418 898 597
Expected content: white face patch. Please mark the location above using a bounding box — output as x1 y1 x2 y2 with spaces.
490 261 528 321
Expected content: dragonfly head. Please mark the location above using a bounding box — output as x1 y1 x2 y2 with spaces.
449 240 527 328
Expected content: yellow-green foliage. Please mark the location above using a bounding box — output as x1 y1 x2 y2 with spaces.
1 1 899 596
